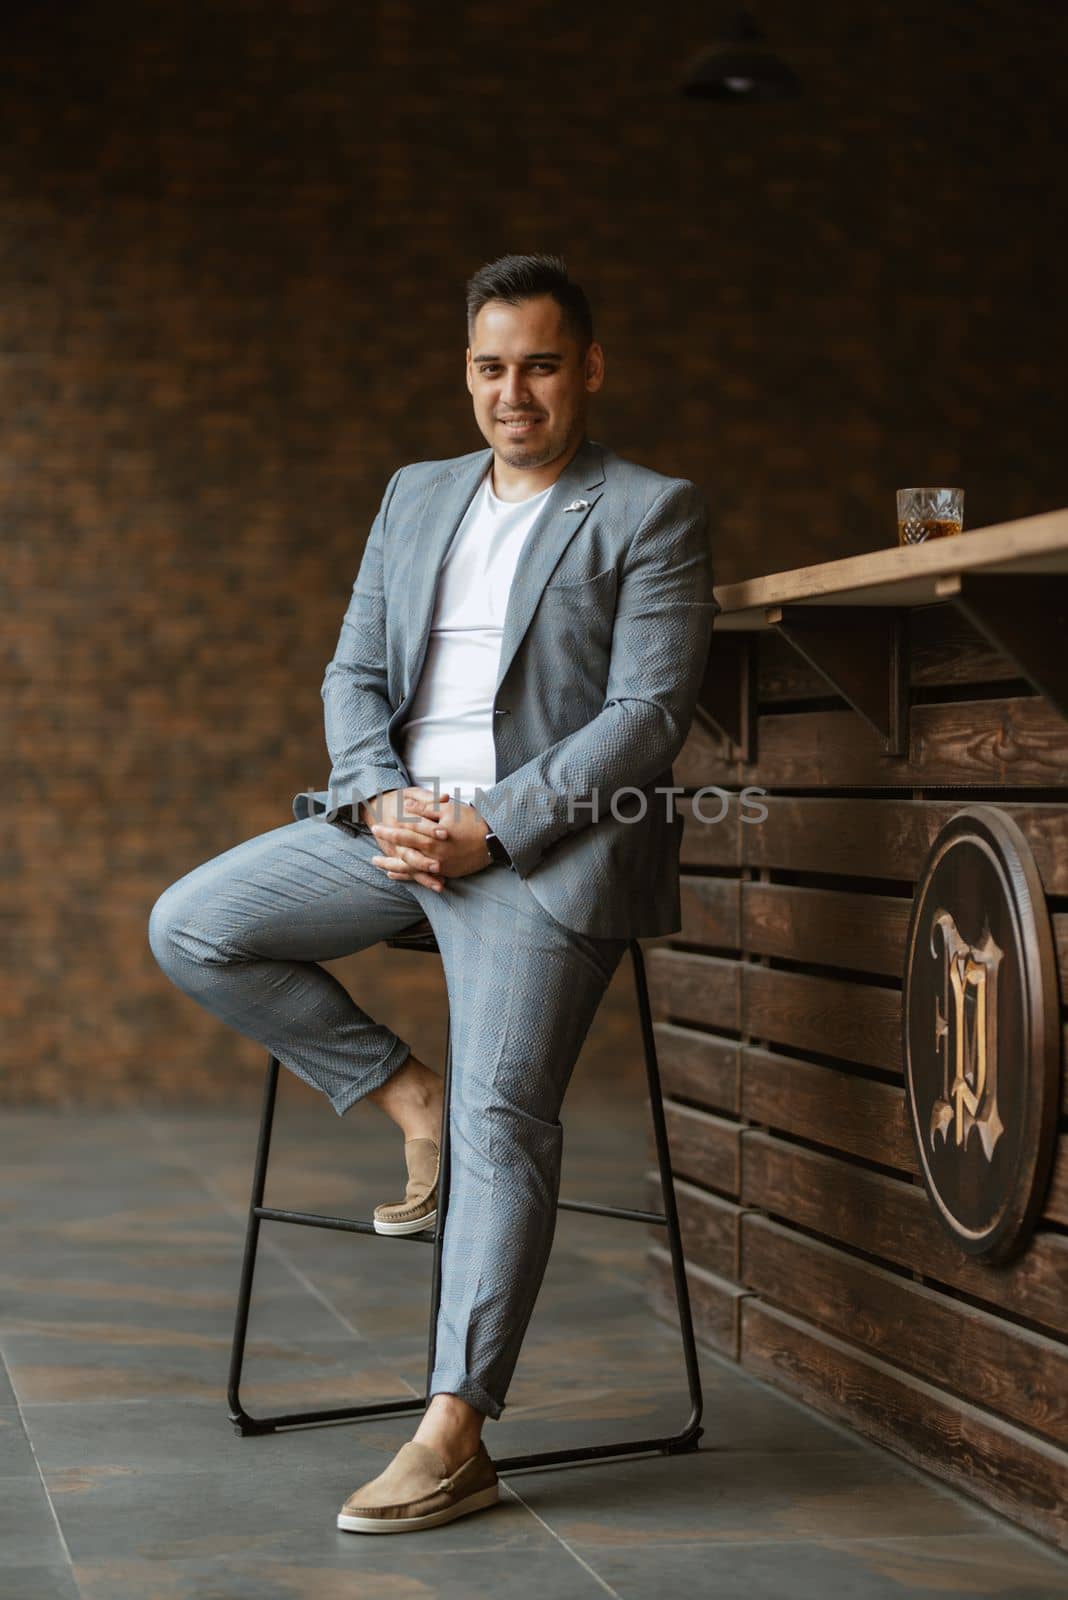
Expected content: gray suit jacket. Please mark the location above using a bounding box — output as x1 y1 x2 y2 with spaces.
292 435 720 938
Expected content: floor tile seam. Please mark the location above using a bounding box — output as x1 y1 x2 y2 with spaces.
133 1108 398 1365
498 1479 626 1598
559 1530 1068 1559
0 1352 80 1591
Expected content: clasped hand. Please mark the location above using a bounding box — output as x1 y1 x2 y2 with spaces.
359 786 491 891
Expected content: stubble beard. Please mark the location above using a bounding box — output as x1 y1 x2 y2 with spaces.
493 416 579 472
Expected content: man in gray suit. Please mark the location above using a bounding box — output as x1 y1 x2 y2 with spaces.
148 253 719 1532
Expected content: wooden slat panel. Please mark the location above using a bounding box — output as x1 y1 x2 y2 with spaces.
756 628 843 703
654 1021 739 1115
651 947 1066 1111
741 1046 915 1171
649 948 901 1071
678 874 742 948
741 881 910 977
743 964 901 1071
685 878 1064 991
646 1171 741 1281
677 716 741 786
756 697 1068 789
740 1048 1068 1222
741 1298 1068 1551
679 796 1068 894
909 604 1028 688
676 788 740 864
646 948 741 1032
741 1214 1068 1448
756 606 1021 704
648 1243 742 1358
664 1102 741 1196
742 1130 1068 1336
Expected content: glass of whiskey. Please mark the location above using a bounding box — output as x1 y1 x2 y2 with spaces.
897 486 964 545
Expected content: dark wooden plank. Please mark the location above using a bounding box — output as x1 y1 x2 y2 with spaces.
909 604 1025 689
678 874 742 949
742 1213 1068 1447
701 1043 1067 1222
679 796 1068 895
1044 1139 1068 1228
755 606 1021 703
648 1243 742 1359
646 948 741 1032
664 1102 741 1196
649 948 901 1072
755 627 836 703
740 696 1068 789
741 1046 915 1171
675 793 740 866
654 1021 739 1115
646 1171 741 1281
742 1130 1068 1336
743 964 901 1071
741 1298 1068 1552
742 881 911 977
677 715 741 787
1055 912 1068 997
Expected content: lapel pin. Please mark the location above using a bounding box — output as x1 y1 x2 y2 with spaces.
564 499 590 512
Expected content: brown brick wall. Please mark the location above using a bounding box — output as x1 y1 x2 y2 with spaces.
4 1 1067 1102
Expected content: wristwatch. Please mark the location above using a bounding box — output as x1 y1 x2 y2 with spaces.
484 830 514 869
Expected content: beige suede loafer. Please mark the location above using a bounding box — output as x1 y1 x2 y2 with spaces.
337 1439 499 1533
373 1137 439 1236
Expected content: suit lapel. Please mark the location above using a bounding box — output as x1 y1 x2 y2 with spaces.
493 437 606 693
402 449 492 696
402 436 607 702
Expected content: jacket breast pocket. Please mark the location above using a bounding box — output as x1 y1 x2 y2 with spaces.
541 564 618 607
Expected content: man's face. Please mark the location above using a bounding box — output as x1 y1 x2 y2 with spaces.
466 295 604 471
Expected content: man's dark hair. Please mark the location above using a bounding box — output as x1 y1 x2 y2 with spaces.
466 253 594 351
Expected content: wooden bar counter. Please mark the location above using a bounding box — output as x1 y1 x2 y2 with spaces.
647 508 1068 1552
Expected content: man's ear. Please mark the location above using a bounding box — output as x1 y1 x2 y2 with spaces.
584 341 606 393
465 346 474 395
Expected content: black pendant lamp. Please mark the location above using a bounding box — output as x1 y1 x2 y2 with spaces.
682 11 800 102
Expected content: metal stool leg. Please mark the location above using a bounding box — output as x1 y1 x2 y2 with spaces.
630 937 705 1449
424 1014 452 1401
227 1055 280 1434
229 933 705 1464
226 1051 430 1436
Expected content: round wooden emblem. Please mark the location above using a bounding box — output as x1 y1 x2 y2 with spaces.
902 805 1061 1263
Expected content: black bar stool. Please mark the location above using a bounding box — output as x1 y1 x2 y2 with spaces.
227 915 704 1473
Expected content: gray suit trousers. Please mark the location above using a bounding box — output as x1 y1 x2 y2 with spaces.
147 815 627 1420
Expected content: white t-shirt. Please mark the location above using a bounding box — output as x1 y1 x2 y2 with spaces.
397 469 553 806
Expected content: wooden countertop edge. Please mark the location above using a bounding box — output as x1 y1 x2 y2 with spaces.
712 506 1068 627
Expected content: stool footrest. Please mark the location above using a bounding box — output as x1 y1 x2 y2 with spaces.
230 1395 427 1436
254 1203 661 1235
252 1198 667 1238
496 1427 703 1473
558 1198 668 1225
253 1204 435 1240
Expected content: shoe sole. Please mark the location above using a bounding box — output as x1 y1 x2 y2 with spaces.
337 1482 499 1532
373 1208 437 1236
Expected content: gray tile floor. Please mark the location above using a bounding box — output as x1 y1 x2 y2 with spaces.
3 1073 1067 1599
